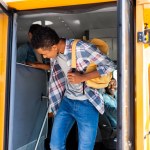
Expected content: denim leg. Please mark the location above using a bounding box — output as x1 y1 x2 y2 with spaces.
75 100 99 150
50 97 75 150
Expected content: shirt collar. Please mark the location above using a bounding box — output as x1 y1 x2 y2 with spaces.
64 39 74 67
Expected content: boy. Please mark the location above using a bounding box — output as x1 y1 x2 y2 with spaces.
31 26 116 150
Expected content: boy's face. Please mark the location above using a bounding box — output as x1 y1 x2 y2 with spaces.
35 45 58 58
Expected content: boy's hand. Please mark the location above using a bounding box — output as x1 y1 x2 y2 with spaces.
67 71 84 84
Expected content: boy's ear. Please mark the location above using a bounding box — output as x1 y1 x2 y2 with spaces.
52 45 58 50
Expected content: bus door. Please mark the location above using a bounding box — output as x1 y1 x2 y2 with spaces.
0 2 13 150
117 0 134 150
1 1 49 150
136 1 150 150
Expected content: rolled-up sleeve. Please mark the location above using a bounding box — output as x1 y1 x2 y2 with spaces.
78 41 116 76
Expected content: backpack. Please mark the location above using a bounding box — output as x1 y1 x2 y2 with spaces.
71 38 112 89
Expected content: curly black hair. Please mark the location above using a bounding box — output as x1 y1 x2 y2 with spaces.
31 26 60 49
29 24 41 34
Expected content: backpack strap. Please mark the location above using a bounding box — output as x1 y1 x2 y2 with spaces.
71 39 85 94
71 39 80 71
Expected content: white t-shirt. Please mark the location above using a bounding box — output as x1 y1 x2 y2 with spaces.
56 53 87 100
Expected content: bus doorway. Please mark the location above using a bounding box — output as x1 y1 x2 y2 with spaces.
15 3 118 149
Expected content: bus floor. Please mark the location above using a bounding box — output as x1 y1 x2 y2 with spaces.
44 117 116 150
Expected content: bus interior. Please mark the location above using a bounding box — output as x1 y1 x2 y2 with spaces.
10 2 118 150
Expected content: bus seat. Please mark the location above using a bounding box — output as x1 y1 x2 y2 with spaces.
9 63 48 150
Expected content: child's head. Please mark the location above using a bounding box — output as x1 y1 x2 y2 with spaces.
31 26 60 58
105 78 117 96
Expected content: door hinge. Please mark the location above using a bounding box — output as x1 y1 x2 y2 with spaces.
137 32 145 43
137 23 150 44
137 31 150 44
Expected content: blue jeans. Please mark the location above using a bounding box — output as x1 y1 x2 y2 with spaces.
50 96 99 150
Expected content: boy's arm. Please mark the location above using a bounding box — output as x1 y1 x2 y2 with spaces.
81 42 116 76
26 62 50 70
67 70 99 84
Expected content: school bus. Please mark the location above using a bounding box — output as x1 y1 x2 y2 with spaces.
0 0 150 150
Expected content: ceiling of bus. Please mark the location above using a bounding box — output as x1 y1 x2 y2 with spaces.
17 6 117 44
3 0 116 10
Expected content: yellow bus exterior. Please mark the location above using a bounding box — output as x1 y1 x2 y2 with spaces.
0 0 150 150
0 8 8 150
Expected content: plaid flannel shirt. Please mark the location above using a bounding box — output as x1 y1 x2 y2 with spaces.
49 39 116 115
